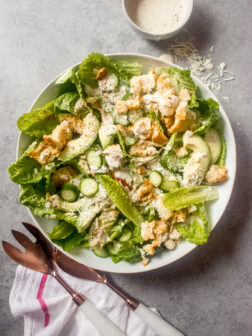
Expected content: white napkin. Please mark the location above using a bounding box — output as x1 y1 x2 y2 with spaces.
9 265 156 336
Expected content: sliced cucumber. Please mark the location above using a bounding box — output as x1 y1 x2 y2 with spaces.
87 150 102 169
160 179 179 192
204 129 222 163
118 227 132 242
60 183 79 202
92 247 109 258
99 125 114 149
98 74 118 92
107 241 122 255
124 135 138 146
149 171 163 187
80 178 98 197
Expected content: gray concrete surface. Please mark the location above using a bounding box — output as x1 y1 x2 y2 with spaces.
0 0 251 335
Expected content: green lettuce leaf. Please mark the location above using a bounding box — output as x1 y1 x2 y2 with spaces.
78 52 142 89
110 244 141 263
194 98 221 134
17 100 59 138
48 221 75 240
9 142 50 184
70 70 86 98
55 92 79 113
161 67 196 92
96 175 144 226
176 203 210 244
217 134 226 166
163 186 219 210
56 67 76 95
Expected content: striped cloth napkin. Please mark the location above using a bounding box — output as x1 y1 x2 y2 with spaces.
9 265 156 336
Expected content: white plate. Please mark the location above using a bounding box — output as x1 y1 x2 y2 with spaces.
17 54 236 274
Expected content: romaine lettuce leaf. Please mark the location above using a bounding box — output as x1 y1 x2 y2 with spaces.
55 92 79 113
70 70 86 98
176 203 210 244
194 98 221 134
17 100 59 138
9 142 50 184
110 244 141 263
48 221 75 240
217 134 226 166
163 186 219 210
161 67 196 92
78 52 142 89
96 175 144 226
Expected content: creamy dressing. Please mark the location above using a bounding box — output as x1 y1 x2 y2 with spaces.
129 0 185 34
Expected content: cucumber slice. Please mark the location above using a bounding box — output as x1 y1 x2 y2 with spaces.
92 247 109 258
124 135 138 146
149 171 163 187
107 241 122 255
98 74 118 92
99 125 114 149
118 227 132 242
160 179 179 192
204 129 222 163
60 183 79 202
87 150 102 169
80 178 98 197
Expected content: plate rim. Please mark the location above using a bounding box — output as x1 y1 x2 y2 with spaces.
16 53 237 274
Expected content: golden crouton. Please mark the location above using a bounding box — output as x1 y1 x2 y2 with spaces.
205 165 228 184
96 67 107 80
156 73 174 92
151 124 169 146
169 109 196 134
128 117 152 140
125 98 140 110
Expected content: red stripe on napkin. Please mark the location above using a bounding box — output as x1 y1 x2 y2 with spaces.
37 274 50 327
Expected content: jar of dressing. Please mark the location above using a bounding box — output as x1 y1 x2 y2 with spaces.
122 0 193 41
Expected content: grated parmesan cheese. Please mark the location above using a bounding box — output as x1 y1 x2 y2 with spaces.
164 39 235 97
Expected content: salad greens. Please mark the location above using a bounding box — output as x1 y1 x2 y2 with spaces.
9 52 228 265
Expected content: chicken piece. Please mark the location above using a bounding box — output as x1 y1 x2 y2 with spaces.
169 227 180 240
130 70 156 95
143 244 155 255
51 166 77 188
156 73 174 92
164 239 176 250
29 142 60 166
43 120 72 149
96 67 107 80
128 117 152 140
58 115 87 134
103 144 124 169
141 221 156 240
154 196 173 221
151 124 168 146
178 89 191 102
129 140 157 157
170 209 187 224
205 165 228 184
115 100 128 114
